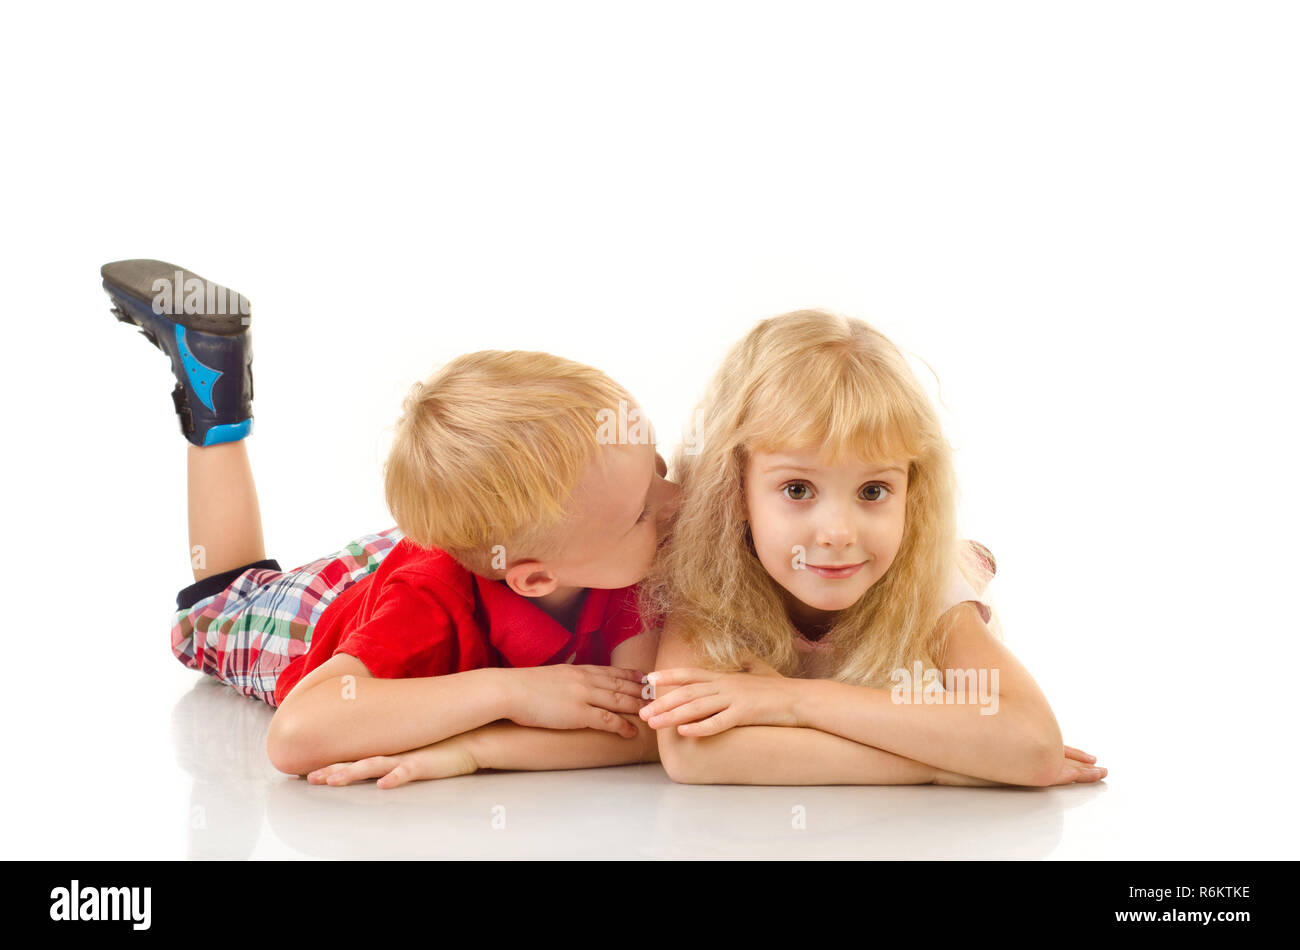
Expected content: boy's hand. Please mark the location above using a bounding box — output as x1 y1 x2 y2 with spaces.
304 733 480 789
506 664 647 738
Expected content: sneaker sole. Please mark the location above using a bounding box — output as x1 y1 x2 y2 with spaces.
101 259 250 336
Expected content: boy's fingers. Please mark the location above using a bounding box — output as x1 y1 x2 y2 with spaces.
589 709 640 737
583 688 645 719
325 756 394 786
618 713 641 738
600 675 647 698
1064 745 1096 762
307 762 354 783
601 688 647 713
377 763 411 789
324 766 360 785
582 665 645 683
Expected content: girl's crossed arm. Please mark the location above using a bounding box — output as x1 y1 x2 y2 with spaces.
646 609 1086 787
645 618 982 786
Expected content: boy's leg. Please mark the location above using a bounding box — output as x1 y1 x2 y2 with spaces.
100 259 263 584
188 441 267 583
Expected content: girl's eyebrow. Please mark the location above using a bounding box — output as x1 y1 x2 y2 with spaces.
761 463 906 477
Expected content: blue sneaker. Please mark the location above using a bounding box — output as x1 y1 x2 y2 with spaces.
102 259 254 446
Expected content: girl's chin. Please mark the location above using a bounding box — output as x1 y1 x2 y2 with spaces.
800 595 860 614
780 583 863 620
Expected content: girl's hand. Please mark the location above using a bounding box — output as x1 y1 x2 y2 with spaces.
305 734 479 789
932 745 1107 787
639 666 800 736
740 655 785 677
1048 745 1108 785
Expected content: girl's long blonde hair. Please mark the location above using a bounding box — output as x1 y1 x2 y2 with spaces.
642 309 995 686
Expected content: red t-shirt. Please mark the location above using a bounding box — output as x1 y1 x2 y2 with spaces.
272 537 646 707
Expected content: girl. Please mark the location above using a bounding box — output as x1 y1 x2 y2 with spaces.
638 309 1105 787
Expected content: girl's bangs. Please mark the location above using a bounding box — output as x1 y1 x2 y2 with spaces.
745 357 919 466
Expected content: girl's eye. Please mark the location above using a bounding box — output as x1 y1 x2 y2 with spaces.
781 482 812 501
780 482 890 502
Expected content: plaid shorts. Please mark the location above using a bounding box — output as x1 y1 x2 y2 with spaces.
170 527 405 706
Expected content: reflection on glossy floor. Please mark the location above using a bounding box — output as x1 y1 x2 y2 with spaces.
173 679 1091 860
10 665 1293 860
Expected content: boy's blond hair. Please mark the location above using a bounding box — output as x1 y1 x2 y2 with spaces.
383 350 634 575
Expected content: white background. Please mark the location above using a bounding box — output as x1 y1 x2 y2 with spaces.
1 1 1296 859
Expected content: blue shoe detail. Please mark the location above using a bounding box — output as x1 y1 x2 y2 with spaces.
174 325 222 412
202 419 253 445
103 259 254 448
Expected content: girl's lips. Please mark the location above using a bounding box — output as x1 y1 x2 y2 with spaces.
805 560 867 579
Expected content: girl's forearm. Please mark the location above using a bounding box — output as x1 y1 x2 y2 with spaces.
663 724 942 786
791 679 1061 786
467 717 659 771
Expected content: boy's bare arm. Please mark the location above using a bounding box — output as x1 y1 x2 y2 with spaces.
459 628 663 771
465 715 658 771
266 654 517 775
266 652 646 776
305 712 659 787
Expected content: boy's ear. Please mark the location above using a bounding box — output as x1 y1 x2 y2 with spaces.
503 560 559 598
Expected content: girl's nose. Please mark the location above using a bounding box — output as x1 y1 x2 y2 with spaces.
816 508 856 548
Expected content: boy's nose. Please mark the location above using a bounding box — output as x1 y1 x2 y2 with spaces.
657 480 683 525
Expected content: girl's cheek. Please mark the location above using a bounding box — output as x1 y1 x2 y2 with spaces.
757 541 791 579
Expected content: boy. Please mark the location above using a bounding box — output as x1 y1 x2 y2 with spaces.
103 259 679 789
